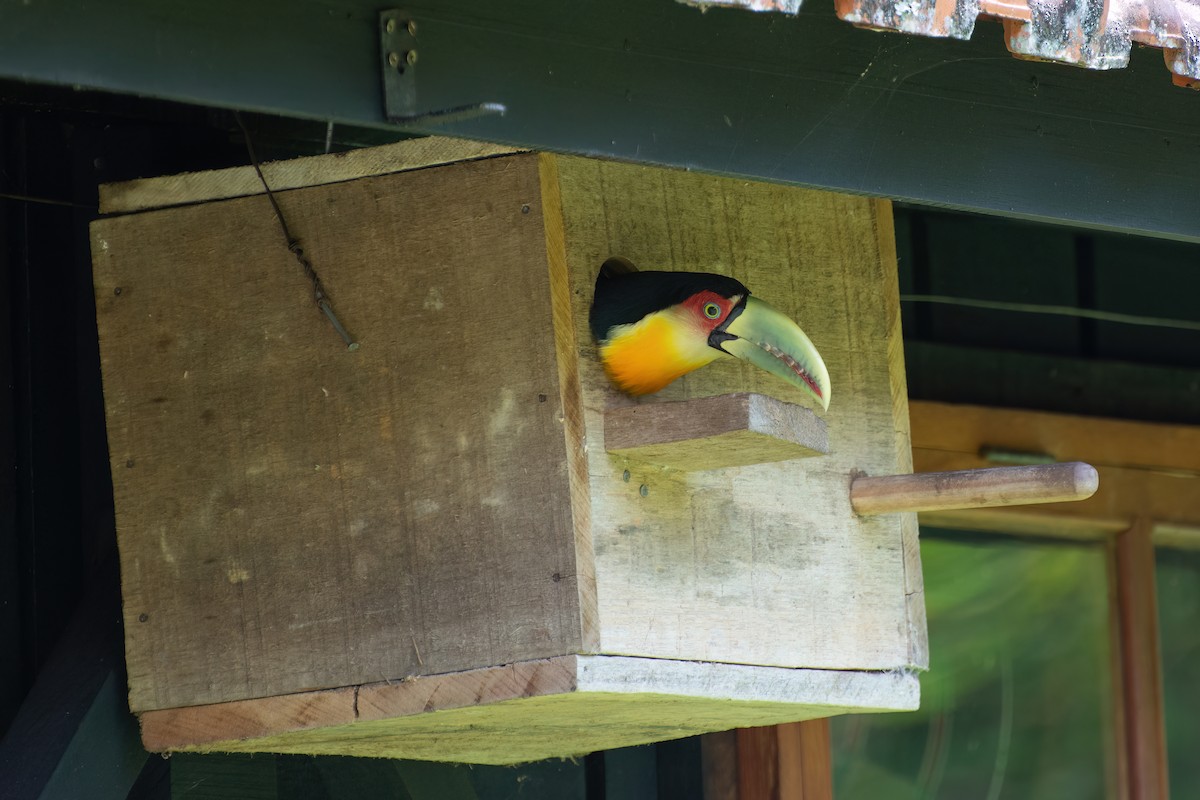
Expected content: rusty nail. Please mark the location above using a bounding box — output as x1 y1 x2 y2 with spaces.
406 50 418 65
388 51 401 68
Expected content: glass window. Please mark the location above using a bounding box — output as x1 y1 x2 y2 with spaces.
832 530 1115 799
1156 546 1200 799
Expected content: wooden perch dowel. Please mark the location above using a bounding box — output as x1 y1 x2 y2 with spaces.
850 462 1099 515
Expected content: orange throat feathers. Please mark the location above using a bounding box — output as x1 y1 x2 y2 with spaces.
599 308 723 396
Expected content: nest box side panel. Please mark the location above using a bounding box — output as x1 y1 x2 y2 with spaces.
553 157 923 671
92 154 583 712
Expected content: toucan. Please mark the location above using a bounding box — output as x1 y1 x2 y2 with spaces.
589 258 831 410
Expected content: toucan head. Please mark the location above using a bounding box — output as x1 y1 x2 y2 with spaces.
588 257 830 410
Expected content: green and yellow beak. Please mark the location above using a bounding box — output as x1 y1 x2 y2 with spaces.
710 296 831 411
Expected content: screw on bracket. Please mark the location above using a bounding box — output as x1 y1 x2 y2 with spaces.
379 8 506 128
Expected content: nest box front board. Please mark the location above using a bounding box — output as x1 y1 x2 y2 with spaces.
90 141 926 764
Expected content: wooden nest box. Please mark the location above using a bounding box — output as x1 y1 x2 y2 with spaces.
91 139 931 764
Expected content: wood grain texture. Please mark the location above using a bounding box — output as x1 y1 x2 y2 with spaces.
734 719 833 800
98 137 522 214
737 726 779 800
850 462 1099 515
141 686 356 753
93 154 583 712
782 719 833 800
874 197 927 672
143 656 917 764
539 153 600 651
1112 520 1170 800
909 401 1200 538
604 393 828 471
551 157 923 673
1106 539 1132 800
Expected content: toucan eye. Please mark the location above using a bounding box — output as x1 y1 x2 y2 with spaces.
703 302 721 319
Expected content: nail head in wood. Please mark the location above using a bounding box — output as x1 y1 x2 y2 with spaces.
850 462 1099 515
604 392 829 471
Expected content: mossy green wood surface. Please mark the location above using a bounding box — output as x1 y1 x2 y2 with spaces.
186 693 887 765
156 656 917 765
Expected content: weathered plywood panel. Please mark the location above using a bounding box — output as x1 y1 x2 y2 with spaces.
99 137 523 214
93 154 583 712
142 656 918 764
552 159 921 671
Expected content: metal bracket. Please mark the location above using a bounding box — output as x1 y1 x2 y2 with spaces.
380 9 506 127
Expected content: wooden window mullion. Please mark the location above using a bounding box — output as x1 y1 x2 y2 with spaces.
1111 519 1170 800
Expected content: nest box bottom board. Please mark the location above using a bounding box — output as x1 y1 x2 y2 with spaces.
139 656 918 765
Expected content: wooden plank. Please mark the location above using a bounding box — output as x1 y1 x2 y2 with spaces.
777 719 833 800
909 401 1200 536
141 656 917 764
1111 520 1170 800
538 153 600 652
140 687 356 753
850 462 1099 515
572 657 918 709
915 455 1200 535
98 137 522 214
552 158 923 673
604 393 828 471
910 400 1200 474
1106 536 1132 800
93 153 583 712
734 719 831 800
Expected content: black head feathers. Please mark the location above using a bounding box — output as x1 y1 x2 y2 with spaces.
589 258 749 342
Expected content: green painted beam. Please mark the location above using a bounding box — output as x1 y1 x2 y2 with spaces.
1 0 1198 241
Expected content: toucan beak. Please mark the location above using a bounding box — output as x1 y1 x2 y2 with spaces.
713 296 831 411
